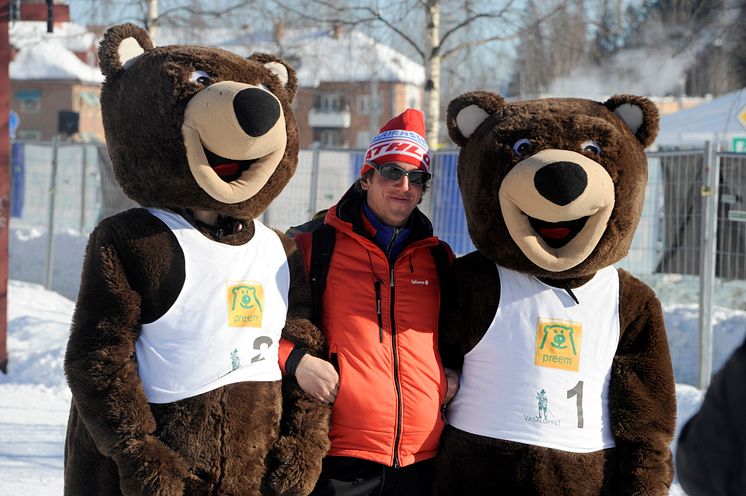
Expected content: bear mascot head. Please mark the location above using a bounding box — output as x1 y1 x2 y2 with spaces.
434 91 676 495
63 23 328 496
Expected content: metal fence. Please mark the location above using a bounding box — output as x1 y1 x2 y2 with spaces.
9 140 746 387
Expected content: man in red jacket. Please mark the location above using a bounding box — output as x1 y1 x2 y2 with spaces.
282 109 458 495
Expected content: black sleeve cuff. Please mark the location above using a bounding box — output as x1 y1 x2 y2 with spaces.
285 345 308 376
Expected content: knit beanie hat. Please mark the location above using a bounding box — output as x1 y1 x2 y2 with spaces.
361 108 430 176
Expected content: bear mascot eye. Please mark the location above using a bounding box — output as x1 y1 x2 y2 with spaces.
189 70 213 86
581 140 602 156
512 138 533 157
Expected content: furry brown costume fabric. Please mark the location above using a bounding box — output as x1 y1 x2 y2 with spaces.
63 23 329 495
433 92 676 495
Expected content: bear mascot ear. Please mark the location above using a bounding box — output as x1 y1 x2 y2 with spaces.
604 94 660 148
446 91 506 146
98 23 154 77
248 53 299 104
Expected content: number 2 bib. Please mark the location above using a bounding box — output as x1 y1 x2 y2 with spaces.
136 208 288 404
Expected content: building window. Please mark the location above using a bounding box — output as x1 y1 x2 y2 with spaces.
20 98 40 112
314 128 344 147
16 89 42 113
357 95 372 115
17 130 42 140
356 94 383 116
314 93 347 112
321 94 341 111
78 91 99 107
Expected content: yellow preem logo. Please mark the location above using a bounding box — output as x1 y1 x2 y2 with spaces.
227 281 264 328
535 318 582 371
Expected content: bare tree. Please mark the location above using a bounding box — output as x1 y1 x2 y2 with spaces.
269 0 568 146
506 0 590 98
71 0 572 143
622 0 744 96
732 1 746 86
73 0 268 37
507 1 548 98
548 0 589 77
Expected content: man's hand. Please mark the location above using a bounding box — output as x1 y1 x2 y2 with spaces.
443 367 460 404
295 354 339 404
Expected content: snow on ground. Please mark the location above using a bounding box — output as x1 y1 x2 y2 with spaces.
1 281 73 496
1 226 744 495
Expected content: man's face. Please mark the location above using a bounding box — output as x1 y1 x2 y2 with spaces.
361 161 424 227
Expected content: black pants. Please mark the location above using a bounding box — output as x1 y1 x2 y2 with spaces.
310 456 435 496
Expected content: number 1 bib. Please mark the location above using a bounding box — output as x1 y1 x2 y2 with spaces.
446 265 620 453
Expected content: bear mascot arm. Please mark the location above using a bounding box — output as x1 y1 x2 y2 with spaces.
435 91 675 495
64 23 328 496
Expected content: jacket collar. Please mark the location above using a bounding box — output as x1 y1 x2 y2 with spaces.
361 202 412 260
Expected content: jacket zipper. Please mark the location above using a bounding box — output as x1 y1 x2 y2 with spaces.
374 280 383 343
385 227 400 259
389 264 403 468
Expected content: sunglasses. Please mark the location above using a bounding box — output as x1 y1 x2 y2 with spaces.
368 162 432 185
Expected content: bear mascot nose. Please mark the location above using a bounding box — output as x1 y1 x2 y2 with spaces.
233 87 281 137
534 161 588 206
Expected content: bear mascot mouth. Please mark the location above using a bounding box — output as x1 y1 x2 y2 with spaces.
204 148 258 183
498 148 615 273
528 216 590 248
182 81 288 204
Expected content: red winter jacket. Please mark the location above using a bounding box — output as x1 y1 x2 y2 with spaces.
294 187 449 467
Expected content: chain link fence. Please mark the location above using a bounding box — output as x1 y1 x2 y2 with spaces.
9 140 746 386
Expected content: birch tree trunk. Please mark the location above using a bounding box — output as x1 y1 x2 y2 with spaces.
147 0 158 41
424 0 441 147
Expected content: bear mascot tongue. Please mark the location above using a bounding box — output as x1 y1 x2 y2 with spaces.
212 160 241 178
433 91 676 496
63 23 329 496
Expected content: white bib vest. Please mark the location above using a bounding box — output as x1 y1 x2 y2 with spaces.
136 208 289 404
447 265 620 453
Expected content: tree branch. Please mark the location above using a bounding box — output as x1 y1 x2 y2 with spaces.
439 1 567 60
359 6 426 61
268 0 377 28
155 1 253 22
441 33 518 59
439 0 515 47
440 2 566 61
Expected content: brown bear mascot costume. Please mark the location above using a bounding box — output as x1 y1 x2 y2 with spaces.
63 24 329 495
434 92 676 495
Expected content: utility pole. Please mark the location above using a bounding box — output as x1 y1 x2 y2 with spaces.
0 0 10 374
46 0 53 32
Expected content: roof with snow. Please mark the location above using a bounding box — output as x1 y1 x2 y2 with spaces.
10 38 103 83
9 21 423 88
156 26 425 88
656 88 746 148
281 29 424 87
9 21 103 83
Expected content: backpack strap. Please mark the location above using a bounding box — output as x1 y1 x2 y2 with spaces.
310 223 336 325
430 240 451 287
285 213 326 237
